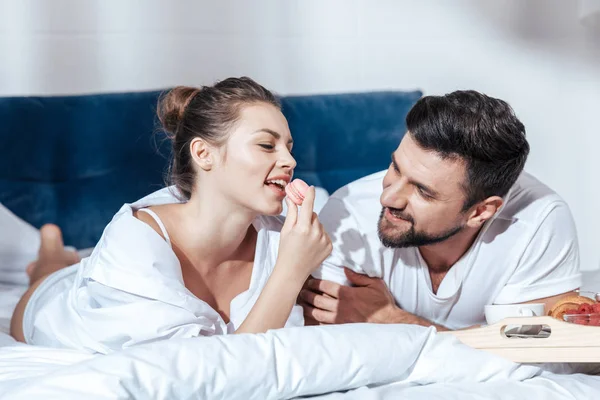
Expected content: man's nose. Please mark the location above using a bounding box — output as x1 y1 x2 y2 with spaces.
381 179 409 210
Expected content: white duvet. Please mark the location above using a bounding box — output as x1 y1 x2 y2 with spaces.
1 320 599 399
0 324 547 399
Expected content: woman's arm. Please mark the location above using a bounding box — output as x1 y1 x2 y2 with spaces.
235 267 305 333
235 188 332 334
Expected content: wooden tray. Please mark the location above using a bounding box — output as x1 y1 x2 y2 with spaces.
441 316 600 363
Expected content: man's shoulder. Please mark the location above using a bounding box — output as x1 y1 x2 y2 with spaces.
499 171 568 223
319 170 385 235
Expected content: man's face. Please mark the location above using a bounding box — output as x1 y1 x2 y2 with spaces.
378 134 470 248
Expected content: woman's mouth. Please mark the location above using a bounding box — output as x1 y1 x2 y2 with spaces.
265 179 288 198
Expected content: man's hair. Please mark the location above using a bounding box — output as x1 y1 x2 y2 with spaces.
406 90 529 210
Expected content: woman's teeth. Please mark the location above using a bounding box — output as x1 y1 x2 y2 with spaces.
266 179 287 190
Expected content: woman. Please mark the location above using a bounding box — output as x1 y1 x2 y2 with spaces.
10 77 332 353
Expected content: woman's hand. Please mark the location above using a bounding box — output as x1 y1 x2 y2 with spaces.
277 186 333 282
235 186 332 334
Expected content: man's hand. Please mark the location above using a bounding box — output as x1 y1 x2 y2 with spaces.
299 268 401 324
299 268 449 331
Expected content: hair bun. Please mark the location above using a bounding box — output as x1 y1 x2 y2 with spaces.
157 86 200 138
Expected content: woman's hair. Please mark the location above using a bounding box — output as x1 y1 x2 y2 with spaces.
157 77 281 200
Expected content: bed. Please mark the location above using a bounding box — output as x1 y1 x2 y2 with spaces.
1 89 599 398
1 284 600 399
1 196 600 399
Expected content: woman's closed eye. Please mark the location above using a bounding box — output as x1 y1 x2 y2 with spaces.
259 144 275 150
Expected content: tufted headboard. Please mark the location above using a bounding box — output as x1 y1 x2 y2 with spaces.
0 90 421 249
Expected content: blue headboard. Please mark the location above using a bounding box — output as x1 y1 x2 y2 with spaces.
0 89 421 248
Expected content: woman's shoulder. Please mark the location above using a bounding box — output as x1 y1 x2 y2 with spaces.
79 205 182 298
105 187 182 239
86 189 182 268
94 206 171 262
132 204 175 243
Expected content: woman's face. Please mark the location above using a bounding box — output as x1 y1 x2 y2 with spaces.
211 103 296 216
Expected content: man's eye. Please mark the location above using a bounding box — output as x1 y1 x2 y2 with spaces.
417 187 433 199
259 144 275 150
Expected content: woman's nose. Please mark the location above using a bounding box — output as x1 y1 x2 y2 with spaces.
280 150 297 170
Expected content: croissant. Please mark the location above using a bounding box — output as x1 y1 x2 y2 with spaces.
547 295 596 320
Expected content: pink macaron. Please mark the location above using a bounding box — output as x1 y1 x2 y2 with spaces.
285 178 309 205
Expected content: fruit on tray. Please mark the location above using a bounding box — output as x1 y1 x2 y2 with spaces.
561 303 600 326
547 294 597 321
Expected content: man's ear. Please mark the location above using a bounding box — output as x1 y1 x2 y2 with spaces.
466 196 504 228
189 137 214 171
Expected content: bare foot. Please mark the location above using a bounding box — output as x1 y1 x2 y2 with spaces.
26 224 80 285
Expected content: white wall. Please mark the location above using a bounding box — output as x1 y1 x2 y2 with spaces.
1 0 600 270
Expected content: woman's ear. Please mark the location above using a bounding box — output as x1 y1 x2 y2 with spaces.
466 196 504 228
190 137 214 171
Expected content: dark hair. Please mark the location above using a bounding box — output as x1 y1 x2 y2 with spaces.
406 90 529 210
157 77 280 200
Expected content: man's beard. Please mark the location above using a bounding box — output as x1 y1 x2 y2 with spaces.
377 207 464 248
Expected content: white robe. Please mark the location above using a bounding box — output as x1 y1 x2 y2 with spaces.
22 187 304 353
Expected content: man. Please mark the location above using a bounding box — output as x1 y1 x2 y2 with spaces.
299 90 581 331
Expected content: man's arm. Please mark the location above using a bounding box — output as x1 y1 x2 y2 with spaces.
305 194 450 330
300 270 579 331
300 268 451 331
493 202 581 305
302 200 581 330
519 291 579 313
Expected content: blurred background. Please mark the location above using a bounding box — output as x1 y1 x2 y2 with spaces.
1 0 599 270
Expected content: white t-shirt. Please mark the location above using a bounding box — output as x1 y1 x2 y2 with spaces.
23 187 303 353
313 171 581 329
